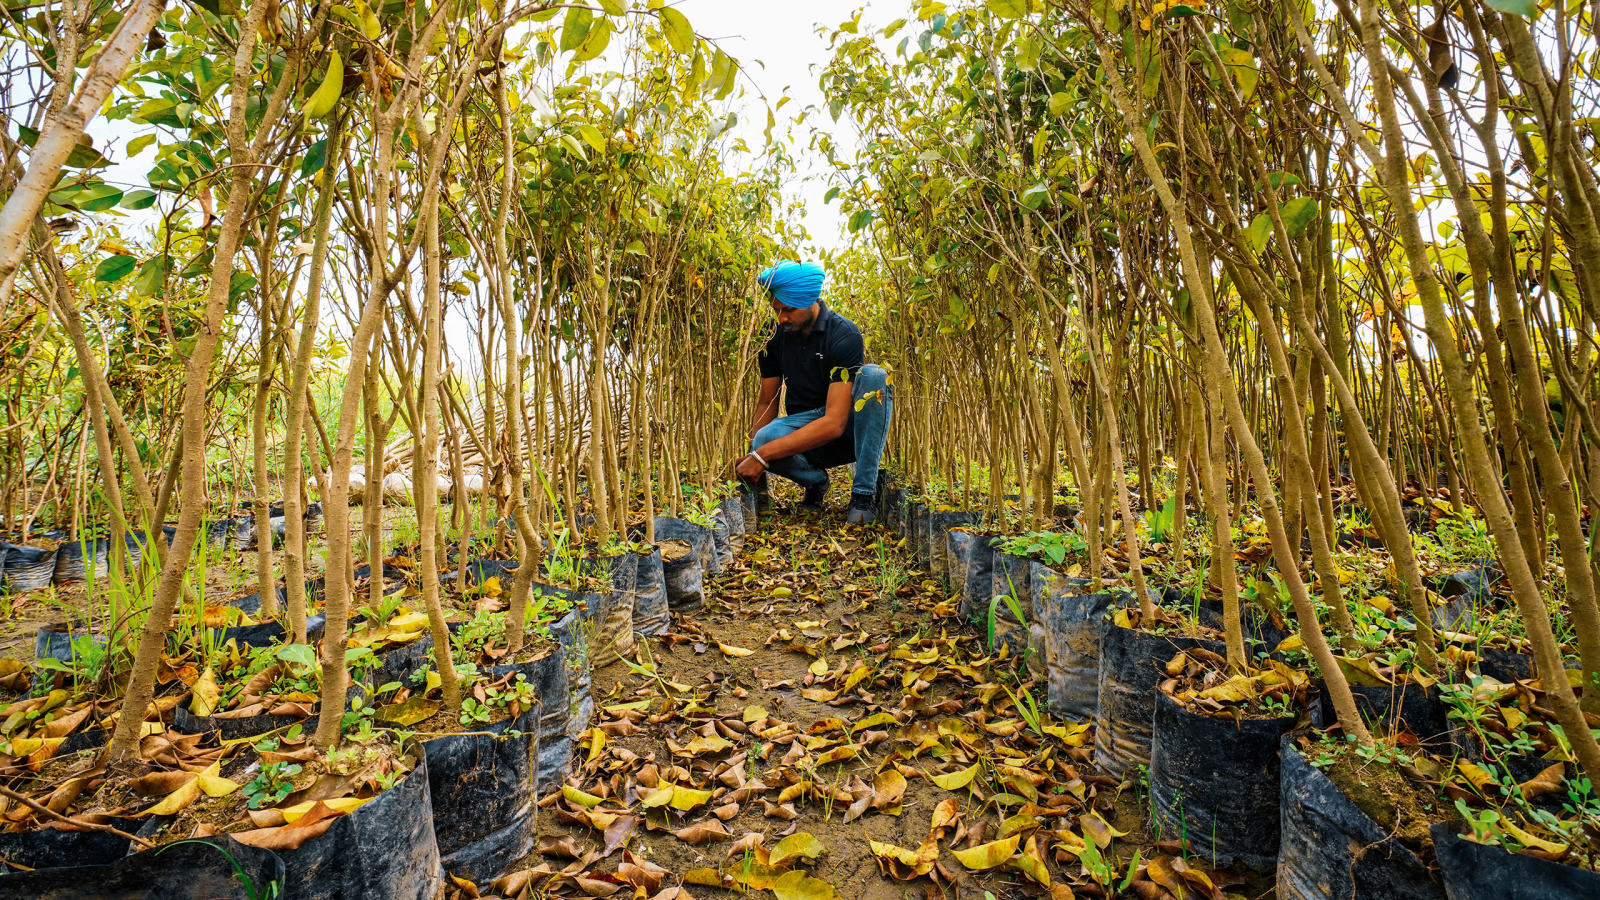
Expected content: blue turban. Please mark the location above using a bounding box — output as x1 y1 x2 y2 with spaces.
757 260 825 309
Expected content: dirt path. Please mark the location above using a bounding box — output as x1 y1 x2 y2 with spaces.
518 511 1232 900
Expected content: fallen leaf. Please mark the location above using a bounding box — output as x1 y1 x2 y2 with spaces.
771 870 842 900
718 643 755 658
190 669 220 717
929 763 979 790
673 820 731 844
231 801 345 851
951 833 1020 870
769 832 825 867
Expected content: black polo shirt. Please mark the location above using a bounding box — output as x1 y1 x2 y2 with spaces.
757 302 864 415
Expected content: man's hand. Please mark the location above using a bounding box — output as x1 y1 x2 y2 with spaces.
734 453 766 481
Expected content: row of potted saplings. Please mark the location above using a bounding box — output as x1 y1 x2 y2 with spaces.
0 492 757 899
0 502 326 593
875 480 1600 900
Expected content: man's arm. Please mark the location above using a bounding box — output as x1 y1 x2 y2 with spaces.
753 380 851 461
751 377 781 438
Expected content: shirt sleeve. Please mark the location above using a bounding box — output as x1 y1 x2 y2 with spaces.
826 327 865 384
758 329 782 380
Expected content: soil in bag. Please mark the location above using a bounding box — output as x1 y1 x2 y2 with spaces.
34 623 107 664
883 485 906 535
214 580 328 648
961 535 997 624
946 530 974 599
415 652 560 884
443 557 520 586
654 516 714 577
709 510 734 571
268 749 441 900
927 510 977 582
633 547 670 637
1277 738 1445 900
719 497 747 551
1311 680 1453 751
987 551 1034 661
1476 645 1534 683
1431 820 1600 900
0 836 284 900
0 822 136 875
1 542 56 592
1093 616 1225 778
905 501 929 564
172 674 369 741
547 602 595 742
1031 565 1107 722
580 554 636 667
1149 690 1295 869
740 490 759 532
50 537 112 585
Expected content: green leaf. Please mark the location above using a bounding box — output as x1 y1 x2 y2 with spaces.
597 0 626 13
51 182 123 212
118 187 157 209
576 123 606 153
659 7 694 53
126 134 156 157
300 139 328 179
1020 182 1049 211
986 0 1029 18
275 643 316 670
559 133 588 161
64 138 107 169
1280 196 1319 238
1246 213 1272 254
95 254 137 283
572 17 612 62
1047 92 1071 116
132 255 168 297
1485 0 1536 15
559 6 593 53
848 209 875 232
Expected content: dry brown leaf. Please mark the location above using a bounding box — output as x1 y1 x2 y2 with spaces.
231 801 345 851
673 820 731 844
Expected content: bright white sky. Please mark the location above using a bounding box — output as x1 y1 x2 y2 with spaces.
674 0 865 252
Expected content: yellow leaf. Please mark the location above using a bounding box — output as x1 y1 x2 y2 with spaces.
586 728 607 764
195 762 238 798
771 869 842 900
1499 816 1569 854
808 659 829 677
842 665 874 693
852 711 897 733
815 745 857 766
669 783 714 811
743 705 768 724
641 784 675 809
144 774 200 816
718 642 755 658
771 587 794 598
676 734 733 756
279 796 367 822
801 688 840 702
563 785 605 809
387 612 428 632
951 833 1020 870
481 576 504 597
190 668 220 717
929 763 979 790
769 832 826 867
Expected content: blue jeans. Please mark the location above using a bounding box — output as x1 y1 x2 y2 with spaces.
753 364 893 497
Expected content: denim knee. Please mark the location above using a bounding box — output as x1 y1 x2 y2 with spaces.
752 423 785 451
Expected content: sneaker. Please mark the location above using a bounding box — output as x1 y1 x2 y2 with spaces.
800 478 829 513
846 492 877 525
